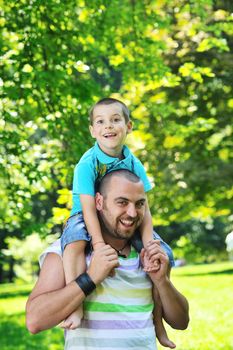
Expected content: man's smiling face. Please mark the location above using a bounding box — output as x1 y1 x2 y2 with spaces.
96 175 146 240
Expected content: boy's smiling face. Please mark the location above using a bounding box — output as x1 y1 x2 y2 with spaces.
89 102 132 158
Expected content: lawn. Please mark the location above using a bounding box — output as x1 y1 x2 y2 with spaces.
1 261 232 350
0 283 64 350
158 261 233 350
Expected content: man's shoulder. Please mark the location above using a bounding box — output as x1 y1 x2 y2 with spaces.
39 239 62 267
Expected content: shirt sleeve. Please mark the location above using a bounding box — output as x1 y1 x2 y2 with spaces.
133 158 153 192
73 161 96 197
39 239 62 267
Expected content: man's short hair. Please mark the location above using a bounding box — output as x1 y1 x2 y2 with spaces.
89 98 130 124
98 169 141 196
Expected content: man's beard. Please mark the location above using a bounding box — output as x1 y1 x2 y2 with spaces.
98 213 128 240
98 207 140 241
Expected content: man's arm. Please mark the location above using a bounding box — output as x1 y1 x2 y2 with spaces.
142 241 189 330
26 246 119 334
155 275 189 330
26 253 86 333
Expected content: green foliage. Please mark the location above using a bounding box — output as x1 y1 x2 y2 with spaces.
0 0 233 275
159 218 229 263
2 233 59 282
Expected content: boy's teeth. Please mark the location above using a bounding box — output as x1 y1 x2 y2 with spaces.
104 133 116 137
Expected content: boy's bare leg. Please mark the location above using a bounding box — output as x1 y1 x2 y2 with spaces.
153 285 176 349
61 241 87 329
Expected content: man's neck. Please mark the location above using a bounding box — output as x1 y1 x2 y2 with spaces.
103 234 131 257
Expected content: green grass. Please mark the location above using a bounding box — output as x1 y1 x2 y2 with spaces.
0 262 233 350
158 261 233 350
0 284 64 350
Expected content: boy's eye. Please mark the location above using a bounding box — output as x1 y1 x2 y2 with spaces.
113 118 120 122
96 119 103 124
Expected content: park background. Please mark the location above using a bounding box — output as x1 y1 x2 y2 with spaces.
0 0 233 349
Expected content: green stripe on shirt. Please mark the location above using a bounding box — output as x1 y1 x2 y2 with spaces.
119 249 138 259
84 301 154 313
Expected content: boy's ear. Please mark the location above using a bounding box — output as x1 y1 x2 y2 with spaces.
126 120 133 134
95 192 103 211
89 125 96 138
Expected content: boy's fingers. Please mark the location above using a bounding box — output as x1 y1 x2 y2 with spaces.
146 239 161 247
140 248 145 262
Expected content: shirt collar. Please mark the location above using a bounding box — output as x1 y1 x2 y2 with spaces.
95 142 130 164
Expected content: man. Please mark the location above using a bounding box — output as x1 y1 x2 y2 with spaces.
26 170 189 349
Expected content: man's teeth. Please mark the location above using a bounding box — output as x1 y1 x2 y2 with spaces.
120 219 134 226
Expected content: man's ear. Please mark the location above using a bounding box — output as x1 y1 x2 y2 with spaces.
95 192 103 210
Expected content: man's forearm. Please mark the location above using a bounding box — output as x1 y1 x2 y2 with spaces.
26 247 119 334
26 281 86 333
156 277 189 330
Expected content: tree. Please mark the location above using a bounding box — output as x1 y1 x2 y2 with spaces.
0 1 232 277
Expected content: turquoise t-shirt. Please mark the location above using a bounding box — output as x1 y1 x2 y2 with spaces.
71 142 152 215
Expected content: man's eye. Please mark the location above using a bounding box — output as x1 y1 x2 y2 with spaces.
118 201 127 206
136 202 144 208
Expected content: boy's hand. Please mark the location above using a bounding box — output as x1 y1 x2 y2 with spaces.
142 240 160 272
92 241 106 250
141 240 169 283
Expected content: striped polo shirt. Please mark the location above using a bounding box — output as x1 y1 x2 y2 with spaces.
39 241 157 350
65 249 156 350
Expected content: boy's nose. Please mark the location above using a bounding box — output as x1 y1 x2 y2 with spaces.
105 122 113 129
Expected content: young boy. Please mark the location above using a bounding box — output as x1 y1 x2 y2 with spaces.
61 98 175 348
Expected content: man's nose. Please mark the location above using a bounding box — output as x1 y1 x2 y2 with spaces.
126 204 137 218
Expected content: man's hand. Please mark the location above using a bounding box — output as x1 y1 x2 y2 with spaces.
87 245 119 285
141 240 169 284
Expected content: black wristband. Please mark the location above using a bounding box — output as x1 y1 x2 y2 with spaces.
75 272 96 296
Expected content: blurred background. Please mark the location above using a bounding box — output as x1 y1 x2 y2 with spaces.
0 0 233 349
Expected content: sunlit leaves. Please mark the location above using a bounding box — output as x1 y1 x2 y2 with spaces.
2 233 59 282
0 0 232 260
197 37 229 52
163 135 184 149
179 63 215 83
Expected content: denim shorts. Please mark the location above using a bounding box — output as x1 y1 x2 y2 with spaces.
60 213 91 253
61 214 174 266
131 230 175 267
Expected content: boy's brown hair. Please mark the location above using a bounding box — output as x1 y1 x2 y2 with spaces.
89 98 130 124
